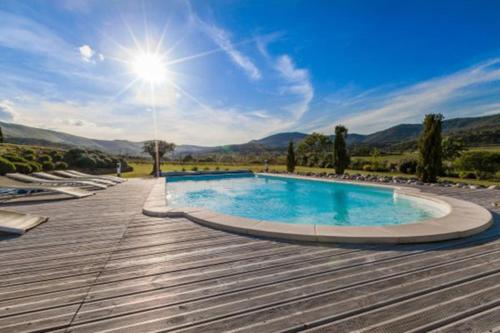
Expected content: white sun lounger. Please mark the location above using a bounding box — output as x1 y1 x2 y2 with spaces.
33 171 116 186
51 170 118 186
6 173 107 190
0 209 48 234
66 170 126 183
0 176 94 202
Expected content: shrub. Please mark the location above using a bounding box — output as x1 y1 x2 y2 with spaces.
27 161 42 172
0 157 16 175
75 155 97 169
21 152 36 161
48 150 64 162
191 166 198 171
37 154 53 164
350 159 369 170
42 161 55 171
362 164 372 171
22 148 36 156
13 162 32 174
55 161 68 170
2 154 28 163
398 159 418 174
456 152 500 180
459 171 476 179
64 148 86 165
203 167 210 171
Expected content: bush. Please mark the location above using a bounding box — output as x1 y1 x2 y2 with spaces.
22 148 36 156
456 152 500 180
350 159 370 170
0 157 16 175
64 148 86 165
22 153 36 161
191 166 198 171
42 161 55 171
459 171 476 179
37 154 53 164
55 161 68 170
398 159 418 174
48 150 64 162
75 156 97 169
13 162 32 174
362 164 373 171
2 154 28 163
27 161 42 172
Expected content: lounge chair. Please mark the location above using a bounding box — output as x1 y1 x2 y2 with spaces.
0 176 94 203
6 173 107 191
51 170 120 186
0 209 48 234
65 170 126 183
33 171 116 186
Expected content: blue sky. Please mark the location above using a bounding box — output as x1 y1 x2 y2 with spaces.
0 0 499 145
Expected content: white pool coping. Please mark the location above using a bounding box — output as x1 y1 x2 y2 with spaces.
143 174 493 244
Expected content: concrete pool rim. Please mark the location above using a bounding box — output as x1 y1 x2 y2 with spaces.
143 173 493 244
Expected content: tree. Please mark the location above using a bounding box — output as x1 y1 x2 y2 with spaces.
286 141 296 173
417 114 443 182
143 140 175 175
296 133 332 167
0 127 3 144
441 137 465 161
333 125 350 174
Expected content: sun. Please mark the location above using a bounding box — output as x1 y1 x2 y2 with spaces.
131 52 167 84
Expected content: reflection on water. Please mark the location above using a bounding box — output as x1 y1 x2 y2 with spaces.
167 174 443 226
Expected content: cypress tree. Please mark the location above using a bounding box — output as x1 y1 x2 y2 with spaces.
286 140 296 173
417 114 443 183
0 127 3 144
333 125 349 174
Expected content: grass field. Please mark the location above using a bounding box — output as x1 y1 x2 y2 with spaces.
124 161 499 186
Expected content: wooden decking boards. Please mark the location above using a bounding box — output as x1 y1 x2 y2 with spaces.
0 178 499 333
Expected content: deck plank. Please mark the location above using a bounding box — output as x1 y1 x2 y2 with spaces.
0 178 498 333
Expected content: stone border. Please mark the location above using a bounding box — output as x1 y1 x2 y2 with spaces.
143 174 493 244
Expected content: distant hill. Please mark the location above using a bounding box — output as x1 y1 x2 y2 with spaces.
249 132 308 149
1 113 498 155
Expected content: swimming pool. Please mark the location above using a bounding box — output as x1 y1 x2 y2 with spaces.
166 173 447 227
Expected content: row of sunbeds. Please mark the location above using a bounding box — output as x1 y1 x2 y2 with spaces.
0 170 126 234
0 170 125 202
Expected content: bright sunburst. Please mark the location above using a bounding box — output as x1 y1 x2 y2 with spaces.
131 52 167 84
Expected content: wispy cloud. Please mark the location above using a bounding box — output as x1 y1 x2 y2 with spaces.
275 55 314 120
190 13 262 81
317 58 500 133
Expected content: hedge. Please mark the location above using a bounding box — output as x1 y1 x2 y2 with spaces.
0 157 16 175
12 162 32 174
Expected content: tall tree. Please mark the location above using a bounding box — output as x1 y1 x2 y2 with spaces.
286 141 296 173
417 114 443 183
0 127 3 144
143 140 175 175
333 125 349 174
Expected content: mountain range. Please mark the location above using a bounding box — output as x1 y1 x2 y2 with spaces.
1 113 499 156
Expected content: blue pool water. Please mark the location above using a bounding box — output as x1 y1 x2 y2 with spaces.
166 174 445 226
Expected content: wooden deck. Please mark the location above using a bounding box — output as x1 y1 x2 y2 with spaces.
0 178 499 333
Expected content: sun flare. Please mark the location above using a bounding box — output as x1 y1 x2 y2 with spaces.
131 52 167 84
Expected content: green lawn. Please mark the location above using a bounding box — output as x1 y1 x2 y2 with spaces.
124 161 499 186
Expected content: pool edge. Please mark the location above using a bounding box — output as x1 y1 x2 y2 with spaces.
143 176 493 244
